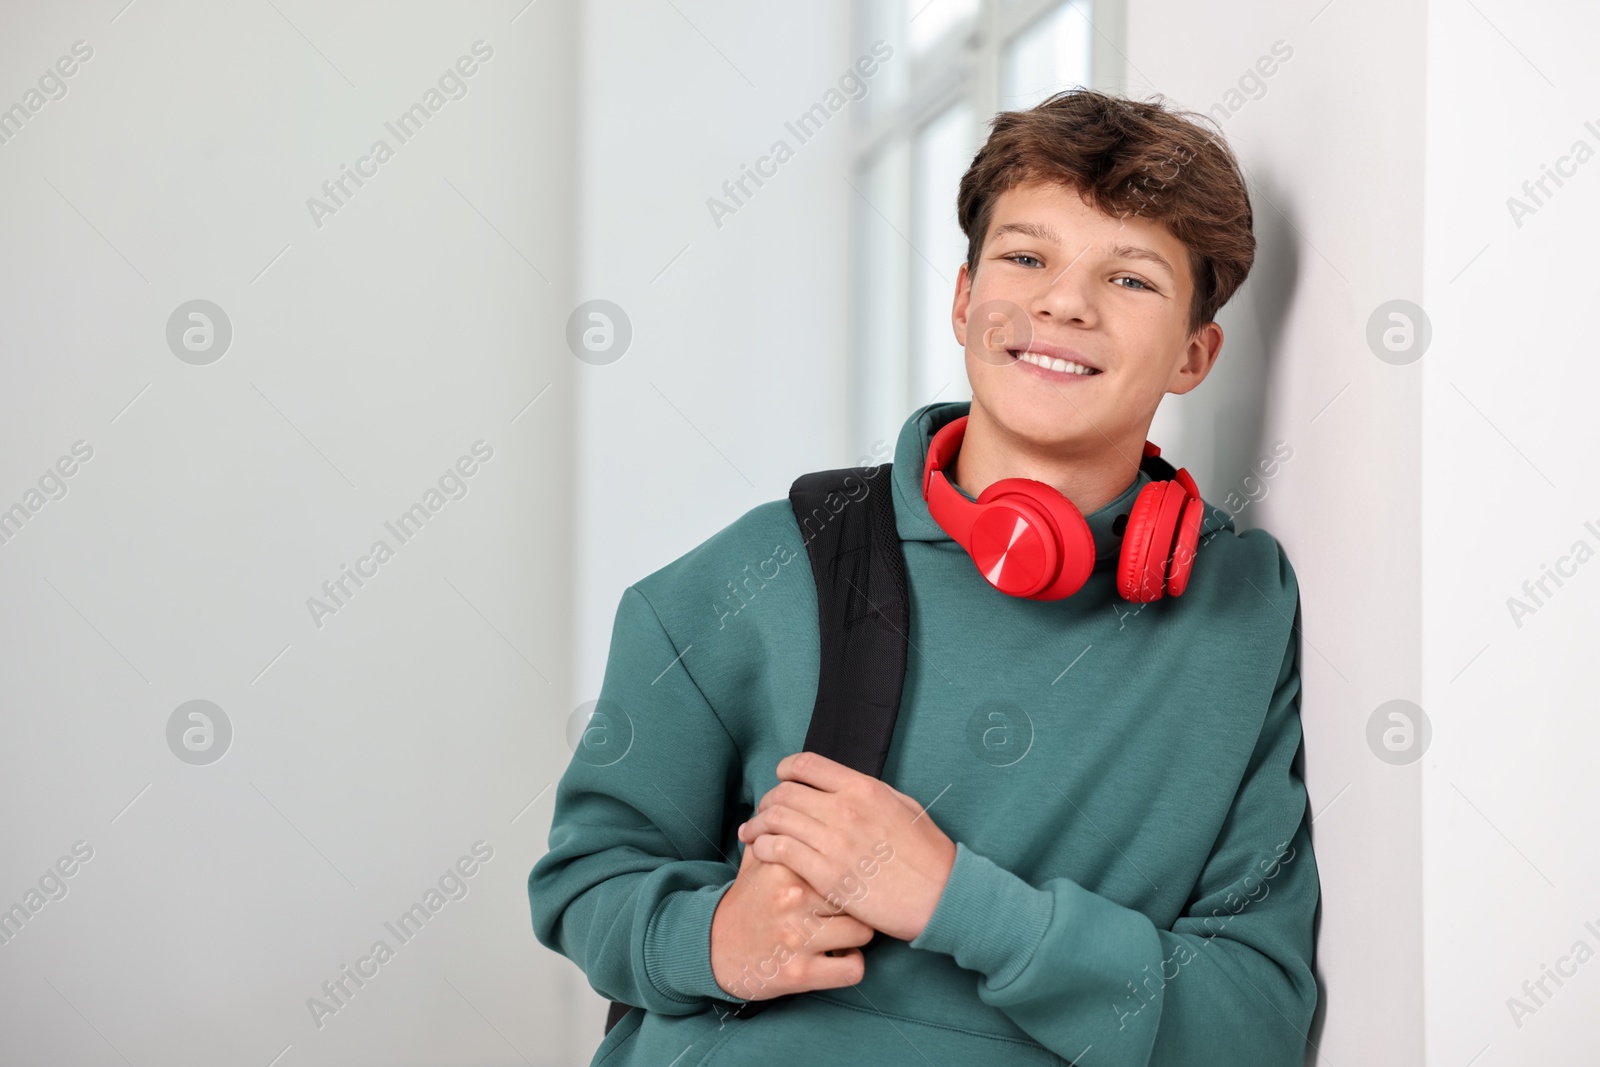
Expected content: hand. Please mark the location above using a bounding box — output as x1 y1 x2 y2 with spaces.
710 829 876 1003
736 751 957 942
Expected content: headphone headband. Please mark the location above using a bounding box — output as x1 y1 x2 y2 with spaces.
1138 441 1201 501
925 420 1179 507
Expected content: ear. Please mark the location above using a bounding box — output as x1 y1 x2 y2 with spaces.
951 260 973 347
1167 321 1223 396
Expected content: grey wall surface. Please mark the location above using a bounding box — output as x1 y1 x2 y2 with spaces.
1421 4 1600 1065
1127 1 1428 1063
572 0 861 673
0 2 578 1065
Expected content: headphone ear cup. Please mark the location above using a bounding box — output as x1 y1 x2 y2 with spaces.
1119 481 1188 603
1166 496 1204 597
1116 482 1165 602
1143 482 1189 601
972 478 1095 599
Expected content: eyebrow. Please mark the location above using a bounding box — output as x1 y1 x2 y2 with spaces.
990 221 1176 278
990 221 1063 245
1108 243 1176 278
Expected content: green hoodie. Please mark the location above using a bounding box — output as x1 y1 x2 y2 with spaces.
529 400 1318 1066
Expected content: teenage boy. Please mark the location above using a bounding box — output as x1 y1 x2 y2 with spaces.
530 88 1319 1066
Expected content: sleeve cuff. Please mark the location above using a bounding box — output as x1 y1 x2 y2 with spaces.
908 840 1053 988
643 880 743 1005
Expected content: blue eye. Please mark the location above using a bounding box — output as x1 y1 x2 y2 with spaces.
1004 253 1043 268
1114 276 1152 291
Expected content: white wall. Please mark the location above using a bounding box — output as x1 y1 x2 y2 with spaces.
1422 3 1600 1064
0 3 577 1064
1127 1 1428 1062
1130 2 1600 1063
566 0 856 1050
572 0 859 660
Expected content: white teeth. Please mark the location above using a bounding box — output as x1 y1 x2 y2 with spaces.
1013 350 1098 376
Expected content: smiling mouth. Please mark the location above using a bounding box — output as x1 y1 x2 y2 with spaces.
1007 349 1102 377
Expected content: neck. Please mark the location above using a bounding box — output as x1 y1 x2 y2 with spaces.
947 400 1147 516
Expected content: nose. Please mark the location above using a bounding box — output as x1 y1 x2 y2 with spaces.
1037 244 1099 326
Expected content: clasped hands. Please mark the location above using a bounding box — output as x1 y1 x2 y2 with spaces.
736 751 958 941
709 751 957 1002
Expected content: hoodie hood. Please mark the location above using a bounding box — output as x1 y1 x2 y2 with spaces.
888 400 1232 569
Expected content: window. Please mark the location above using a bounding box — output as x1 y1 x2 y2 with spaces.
849 0 1124 459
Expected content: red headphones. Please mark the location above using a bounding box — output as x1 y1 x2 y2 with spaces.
921 415 1204 602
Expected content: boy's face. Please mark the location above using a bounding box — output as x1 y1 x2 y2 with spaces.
951 178 1222 459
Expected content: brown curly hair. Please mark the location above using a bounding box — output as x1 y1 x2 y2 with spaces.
956 88 1256 334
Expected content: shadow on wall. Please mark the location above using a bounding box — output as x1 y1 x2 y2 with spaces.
1170 166 1300 531
1161 166 1327 1055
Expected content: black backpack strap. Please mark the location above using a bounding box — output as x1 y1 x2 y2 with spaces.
605 463 911 1037
604 999 633 1036
724 463 910 1024
789 463 911 778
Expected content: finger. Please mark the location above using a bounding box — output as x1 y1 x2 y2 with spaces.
805 912 876 952
769 893 872 954
799 945 866 992
755 780 829 818
749 832 835 899
739 804 832 852
732 833 771 885
774 750 862 794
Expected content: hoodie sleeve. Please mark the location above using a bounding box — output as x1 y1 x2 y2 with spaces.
908 595 1319 1066
527 584 746 1014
